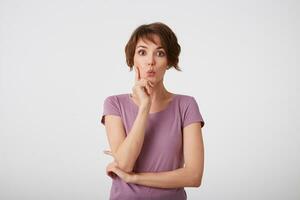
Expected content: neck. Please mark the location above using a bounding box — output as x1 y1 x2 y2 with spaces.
150 80 170 102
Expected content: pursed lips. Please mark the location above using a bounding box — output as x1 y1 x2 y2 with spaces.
146 71 156 77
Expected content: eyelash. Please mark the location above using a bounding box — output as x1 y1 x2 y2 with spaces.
137 50 165 57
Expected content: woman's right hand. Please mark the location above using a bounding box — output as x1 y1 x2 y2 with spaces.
131 66 154 108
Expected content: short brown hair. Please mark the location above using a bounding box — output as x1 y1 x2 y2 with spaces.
125 22 182 71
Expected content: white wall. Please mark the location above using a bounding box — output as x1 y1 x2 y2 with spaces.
0 0 299 199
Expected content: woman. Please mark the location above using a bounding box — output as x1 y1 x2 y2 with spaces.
101 22 205 200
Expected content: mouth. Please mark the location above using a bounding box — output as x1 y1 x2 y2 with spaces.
146 72 156 77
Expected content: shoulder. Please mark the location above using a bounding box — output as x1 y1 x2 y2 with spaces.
102 93 130 117
175 93 205 128
174 93 202 113
175 93 198 105
104 93 129 103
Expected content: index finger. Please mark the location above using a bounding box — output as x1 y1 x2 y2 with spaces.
134 66 140 81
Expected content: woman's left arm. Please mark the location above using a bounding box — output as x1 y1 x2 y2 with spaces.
132 166 198 188
107 122 205 189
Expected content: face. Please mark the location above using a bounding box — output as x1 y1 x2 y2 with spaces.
133 34 168 84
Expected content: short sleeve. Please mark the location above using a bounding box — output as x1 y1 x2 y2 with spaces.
182 97 205 128
100 96 121 125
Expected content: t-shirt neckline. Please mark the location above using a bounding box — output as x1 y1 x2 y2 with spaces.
127 93 177 115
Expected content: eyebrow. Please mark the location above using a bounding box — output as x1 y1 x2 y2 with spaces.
136 45 164 50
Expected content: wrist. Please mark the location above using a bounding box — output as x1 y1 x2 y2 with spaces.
130 173 139 184
139 104 150 113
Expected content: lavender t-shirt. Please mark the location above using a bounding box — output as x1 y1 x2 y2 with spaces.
101 93 205 200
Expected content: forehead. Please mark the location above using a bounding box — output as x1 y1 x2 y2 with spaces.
136 34 162 48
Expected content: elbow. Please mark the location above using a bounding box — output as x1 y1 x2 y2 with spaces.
192 177 202 187
117 161 134 173
112 153 137 173
191 173 202 187
113 154 135 173
185 167 203 187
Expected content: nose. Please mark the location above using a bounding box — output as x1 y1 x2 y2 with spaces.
147 54 155 66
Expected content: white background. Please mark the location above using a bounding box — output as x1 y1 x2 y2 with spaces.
1 0 299 199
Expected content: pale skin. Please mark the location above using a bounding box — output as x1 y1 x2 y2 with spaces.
103 34 205 188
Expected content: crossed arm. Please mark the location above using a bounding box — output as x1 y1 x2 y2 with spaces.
103 111 204 189
106 162 201 189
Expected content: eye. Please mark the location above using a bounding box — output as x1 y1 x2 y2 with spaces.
157 51 165 57
137 50 146 56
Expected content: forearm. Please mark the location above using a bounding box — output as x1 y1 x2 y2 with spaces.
132 167 201 189
115 106 149 172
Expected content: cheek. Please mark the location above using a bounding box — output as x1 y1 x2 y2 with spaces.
155 69 166 78
140 69 147 78
133 56 144 68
